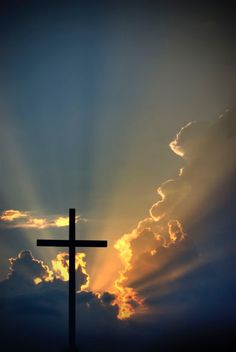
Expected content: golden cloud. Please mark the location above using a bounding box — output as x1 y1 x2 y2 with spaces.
0 209 28 221
0 210 82 229
34 251 89 291
112 110 236 320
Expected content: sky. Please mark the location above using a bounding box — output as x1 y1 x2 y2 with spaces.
0 1 235 351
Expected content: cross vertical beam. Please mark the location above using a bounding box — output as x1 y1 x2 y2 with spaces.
37 208 108 352
69 208 76 351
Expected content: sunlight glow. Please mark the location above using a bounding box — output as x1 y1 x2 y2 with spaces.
34 252 90 291
0 210 81 229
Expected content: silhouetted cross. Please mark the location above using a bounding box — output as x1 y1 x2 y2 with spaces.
37 208 107 351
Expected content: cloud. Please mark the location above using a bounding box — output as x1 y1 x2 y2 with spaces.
0 210 84 229
112 110 236 319
0 250 122 351
169 120 210 159
0 249 92 296
0 250 53 296
0 209 28 221
50 252 90 290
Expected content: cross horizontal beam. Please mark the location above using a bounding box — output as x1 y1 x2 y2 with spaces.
36 208 108 351
37 239 107 247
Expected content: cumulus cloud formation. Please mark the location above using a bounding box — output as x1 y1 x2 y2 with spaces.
0 250 91 296
0 209 28 221
0 250 122 352
0 209 83 229
50 252 90 290
113 110 236 319
0 250 51 296
169 120 210 159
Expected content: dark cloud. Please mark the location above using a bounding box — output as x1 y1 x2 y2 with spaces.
0 250 51 296
0 250 123 351
114 110 236 347
169 120 210 159
150 110 236 225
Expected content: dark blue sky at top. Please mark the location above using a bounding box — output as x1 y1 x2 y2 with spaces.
0 0 233 214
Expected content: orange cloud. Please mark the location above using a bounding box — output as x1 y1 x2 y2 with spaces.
53 216 69 227
22 217 48 229
0 210 82 229
0 209 28 221
112 110 236 320
34 251 89 291
51 252 89 290
112 216 186 319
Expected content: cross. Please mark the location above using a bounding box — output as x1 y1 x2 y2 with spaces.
37 208 107 351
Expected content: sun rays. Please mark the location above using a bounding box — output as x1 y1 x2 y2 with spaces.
1 92 234 322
